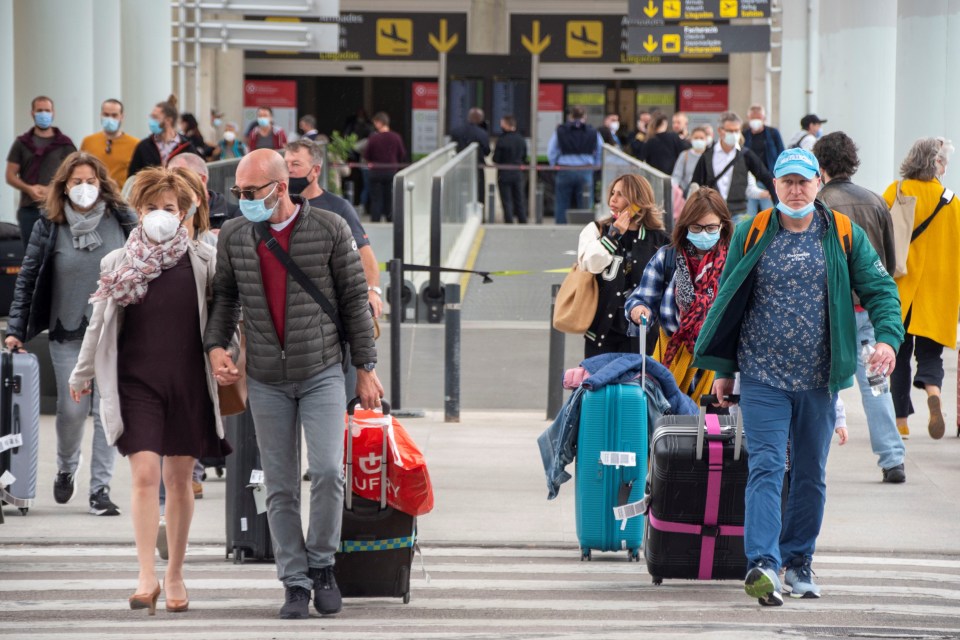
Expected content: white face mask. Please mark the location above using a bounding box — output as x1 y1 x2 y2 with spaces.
705 136 714 147
223 130 236 143
691 139 707 152
68 183 99 209
608 121 620 134
142 210 181 243
723 132 740 148
748 118 763 132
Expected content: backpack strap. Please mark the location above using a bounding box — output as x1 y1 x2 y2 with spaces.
832 210 853 256
743 208 774 254
743 207 853 258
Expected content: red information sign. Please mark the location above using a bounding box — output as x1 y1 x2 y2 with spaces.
679 84 728 112
412 82 439 110
539 84 564 111
244 80 297 109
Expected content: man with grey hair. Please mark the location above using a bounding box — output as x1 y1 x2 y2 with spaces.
742 104 784 216
691 111 777 221
206 148 382 619
167 152 239 231
883 136 959 441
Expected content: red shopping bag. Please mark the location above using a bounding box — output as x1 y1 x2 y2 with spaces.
344 409 434 516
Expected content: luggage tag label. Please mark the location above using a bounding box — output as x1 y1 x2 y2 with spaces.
0 470 15 488
600 451 636 468
0 433 22 453
252 484 268 514
249 469 264 485
613 500 645 529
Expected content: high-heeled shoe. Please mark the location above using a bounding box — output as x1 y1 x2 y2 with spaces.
164 581 190 613
129 582 161 615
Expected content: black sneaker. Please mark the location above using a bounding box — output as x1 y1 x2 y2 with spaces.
309 566 342 615
53 470 77 504
882 464 906 484
279 586 311 619
88 487 121 516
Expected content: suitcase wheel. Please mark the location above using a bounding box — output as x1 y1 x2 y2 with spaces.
402 593 410 604
19 507 28 516
628 549 639 562
216 466 225 478
580 549 591 562
651 576 663 586
235 548 246 564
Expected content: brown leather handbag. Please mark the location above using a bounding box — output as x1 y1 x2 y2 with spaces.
217 325 247 417
552 262 599 334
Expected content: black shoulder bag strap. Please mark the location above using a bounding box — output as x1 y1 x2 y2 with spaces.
254 223 349 370
707 150 739 188
911 187 954 242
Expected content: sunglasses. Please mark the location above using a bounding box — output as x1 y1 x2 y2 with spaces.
105 139 112 155
689 223 722 234
230 181 277 201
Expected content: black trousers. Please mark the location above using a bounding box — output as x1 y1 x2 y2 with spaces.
584 332 639 359
17 205 40 251
890 330 944 418
497 174 526 223
368 173 394 222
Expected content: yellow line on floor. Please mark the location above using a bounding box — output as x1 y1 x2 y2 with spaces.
459 226 486 300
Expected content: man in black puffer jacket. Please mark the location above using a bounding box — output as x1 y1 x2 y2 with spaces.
204 149 382 620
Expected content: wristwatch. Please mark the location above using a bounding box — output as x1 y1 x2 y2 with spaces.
361 362 376 372
368 285 383 296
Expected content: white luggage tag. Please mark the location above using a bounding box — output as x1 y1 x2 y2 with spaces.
0 433 22 454
600 451 636 468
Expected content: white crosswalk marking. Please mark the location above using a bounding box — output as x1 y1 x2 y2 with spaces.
2 545 960 639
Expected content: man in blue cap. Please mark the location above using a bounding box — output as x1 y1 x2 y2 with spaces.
693 148 904 606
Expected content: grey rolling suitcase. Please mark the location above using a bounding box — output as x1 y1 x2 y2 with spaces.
0 349 42 520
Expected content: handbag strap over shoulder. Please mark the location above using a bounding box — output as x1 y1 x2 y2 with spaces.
911 186 954 243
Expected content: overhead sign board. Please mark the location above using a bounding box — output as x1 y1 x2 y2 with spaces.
245 12 466 61
627 0 770 22
203 0 339 17
627 24 770 56
510 14 727 64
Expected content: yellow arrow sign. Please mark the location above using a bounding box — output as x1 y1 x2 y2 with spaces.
643 0 659 17
642 35 658 52
521 19 551 55
428 18 459 53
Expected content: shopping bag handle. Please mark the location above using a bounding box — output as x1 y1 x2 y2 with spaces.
347 397 391 416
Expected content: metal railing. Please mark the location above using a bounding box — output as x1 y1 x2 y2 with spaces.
600 143 674 229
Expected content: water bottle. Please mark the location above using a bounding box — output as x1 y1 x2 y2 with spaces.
860 340 890 397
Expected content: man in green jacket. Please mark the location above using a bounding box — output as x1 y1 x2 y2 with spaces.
693 148 903 606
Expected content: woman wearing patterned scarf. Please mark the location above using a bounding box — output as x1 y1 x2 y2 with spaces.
625 188 734 403
69 167 231 615
5 152 137 517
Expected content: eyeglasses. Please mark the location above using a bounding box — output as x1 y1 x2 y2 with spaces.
230 181 277 201
689 223 722 234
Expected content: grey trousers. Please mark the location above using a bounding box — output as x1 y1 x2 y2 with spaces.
49 339 117 494
247 364 345 590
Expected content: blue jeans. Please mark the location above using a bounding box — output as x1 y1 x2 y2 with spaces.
48 339 116 494
853 310 905 469
247 364 345 590
739 374 836 570
746 197 773 217
554 169 592 225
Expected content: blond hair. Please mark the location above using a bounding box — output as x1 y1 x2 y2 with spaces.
128 167 194 218
602 174 665 230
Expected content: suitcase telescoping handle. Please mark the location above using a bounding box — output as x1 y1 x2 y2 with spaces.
697 394 744 462
345 397 391 512
639 315 647 381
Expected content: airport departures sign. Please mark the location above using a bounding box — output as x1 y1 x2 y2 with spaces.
627 0 770 22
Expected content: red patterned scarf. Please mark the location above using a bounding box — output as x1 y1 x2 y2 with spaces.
663 241 728 366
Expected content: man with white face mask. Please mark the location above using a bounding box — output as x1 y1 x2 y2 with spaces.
690 111 777 221
742 104 784 217
694 148 903 606
81 99 139 189
216 122 247 160
599 113 622 149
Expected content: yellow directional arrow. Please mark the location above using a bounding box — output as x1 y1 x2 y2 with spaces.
428 18 459 53
521 19 551 55
643 0 659 18
643 34 658 52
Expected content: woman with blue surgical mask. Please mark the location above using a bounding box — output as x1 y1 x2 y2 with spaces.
671 125 710 198
625 187 734 403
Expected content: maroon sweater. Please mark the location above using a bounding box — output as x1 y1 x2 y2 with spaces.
364 130 406 173
256 214 297 346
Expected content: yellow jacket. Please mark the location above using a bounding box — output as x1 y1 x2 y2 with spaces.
883 178 960 347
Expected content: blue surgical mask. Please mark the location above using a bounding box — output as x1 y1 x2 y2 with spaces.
101 117 120 134
238 183 278 223
148 117 164 136
776 201 816 219
184 202 198 221
34 112 53 129
213 117 223 128
687 230 721 251
257 117 270 128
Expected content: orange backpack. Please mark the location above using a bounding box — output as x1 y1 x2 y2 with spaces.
743 208 852 256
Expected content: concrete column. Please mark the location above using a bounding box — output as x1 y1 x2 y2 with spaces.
93 0 123 131
469 0 508 54
783 0 899 193
727 53 767 123
214 47 246 137
0 0 15 220
120 0 172 140
13 0 96 148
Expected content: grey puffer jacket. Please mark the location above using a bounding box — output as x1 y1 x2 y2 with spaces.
203 197 375 384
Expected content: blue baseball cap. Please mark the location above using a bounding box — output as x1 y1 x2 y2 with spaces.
774 148 820 179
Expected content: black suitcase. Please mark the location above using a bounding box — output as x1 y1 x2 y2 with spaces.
0 222 23 318
334 399 415 603
643 394 749 584
224 406 274 563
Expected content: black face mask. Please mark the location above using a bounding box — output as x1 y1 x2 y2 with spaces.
288 173 314 195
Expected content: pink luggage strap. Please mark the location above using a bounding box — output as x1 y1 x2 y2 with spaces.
646 413 743 580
